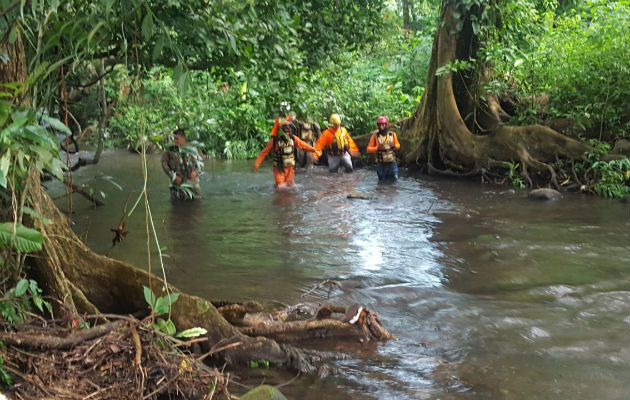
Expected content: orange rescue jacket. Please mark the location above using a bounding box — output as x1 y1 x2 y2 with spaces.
315 126 359 154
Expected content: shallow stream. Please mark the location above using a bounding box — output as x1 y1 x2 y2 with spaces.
54 150 629 399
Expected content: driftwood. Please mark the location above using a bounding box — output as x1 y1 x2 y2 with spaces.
239 303 397 343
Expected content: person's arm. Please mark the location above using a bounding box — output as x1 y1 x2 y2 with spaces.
366 132 379 153
161 151 178 182
270 116 280 137
345 130 361 156
392 132 401 150
294 136 322 156
253 139 274 172
161 152 172 176
314 130 330 152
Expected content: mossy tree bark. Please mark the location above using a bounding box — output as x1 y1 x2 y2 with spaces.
399 1 592 188
0 26 28 104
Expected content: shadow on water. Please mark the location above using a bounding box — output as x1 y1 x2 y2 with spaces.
51 151 630 400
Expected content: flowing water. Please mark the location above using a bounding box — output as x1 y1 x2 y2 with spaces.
53 150 629 399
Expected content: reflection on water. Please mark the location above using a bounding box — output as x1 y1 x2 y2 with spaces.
52 151 629 400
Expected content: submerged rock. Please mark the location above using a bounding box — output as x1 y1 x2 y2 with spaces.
240 385 288 400
347 191 374 200
528 188 562 201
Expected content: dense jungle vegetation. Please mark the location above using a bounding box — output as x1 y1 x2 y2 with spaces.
0 0 628 397
2 0 628 188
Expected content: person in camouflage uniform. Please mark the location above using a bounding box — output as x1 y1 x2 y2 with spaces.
161 129 202 200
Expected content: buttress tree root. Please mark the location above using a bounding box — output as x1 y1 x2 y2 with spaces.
398 2 593 190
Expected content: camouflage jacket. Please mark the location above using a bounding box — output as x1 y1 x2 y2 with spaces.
161 145 199 184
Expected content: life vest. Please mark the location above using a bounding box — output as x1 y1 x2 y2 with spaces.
330 127 349 155
273 136 295 168
376 132 396 163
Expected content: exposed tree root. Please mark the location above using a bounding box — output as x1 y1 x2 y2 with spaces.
398 2 594 189
240 303 397 343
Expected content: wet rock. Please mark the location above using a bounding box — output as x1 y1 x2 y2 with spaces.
528 188 562 201
240 385 288 400
347 191 374 200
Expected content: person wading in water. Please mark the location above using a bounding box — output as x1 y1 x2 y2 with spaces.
366 115 401 182
313 113 360 173
161 129 203 200
253 117 320 189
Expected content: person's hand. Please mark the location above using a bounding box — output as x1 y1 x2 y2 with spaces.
315 150 322 158
253 166 258 174
174 176 183 185
189 170 198 179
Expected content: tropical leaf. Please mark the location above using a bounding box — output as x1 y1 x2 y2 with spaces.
15 279 29 297
175 327 208 338
0 222 44 253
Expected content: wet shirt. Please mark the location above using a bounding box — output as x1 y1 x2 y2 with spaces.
161 145 199 183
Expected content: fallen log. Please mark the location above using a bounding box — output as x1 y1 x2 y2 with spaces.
240 303 397 343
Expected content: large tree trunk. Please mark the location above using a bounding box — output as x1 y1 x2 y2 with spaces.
399 2 592 188
0 25 28 104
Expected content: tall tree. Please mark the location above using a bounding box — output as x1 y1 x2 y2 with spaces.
402 0 411 30
400 0 593 188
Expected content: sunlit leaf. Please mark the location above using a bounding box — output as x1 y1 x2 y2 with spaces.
175 327 208 338
15 279 29 296
0 150 10 188
0 222 43 253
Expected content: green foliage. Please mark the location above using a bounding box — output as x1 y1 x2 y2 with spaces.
175 327 208 339
0 100 66 283
569 141 630 198
143 285 179 316
506 162 526 189
108 16 426 156
491 0 630 140
0 101 65 190
142 286 208 338
249 359 270 369
0 223 43 253
143 284 178 336
0 348 12 387
591 157 630 198
0 279 52 324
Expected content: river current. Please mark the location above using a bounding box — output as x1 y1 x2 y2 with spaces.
53 150 629 400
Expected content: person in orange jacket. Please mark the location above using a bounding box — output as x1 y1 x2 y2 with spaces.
269 101 296 137
269 113 296 137
254 118 321 188
366 115 401 181
313 114 360 173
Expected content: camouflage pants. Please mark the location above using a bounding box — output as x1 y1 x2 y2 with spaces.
169 178 201 200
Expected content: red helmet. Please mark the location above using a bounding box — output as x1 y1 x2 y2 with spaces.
377 116 389 125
